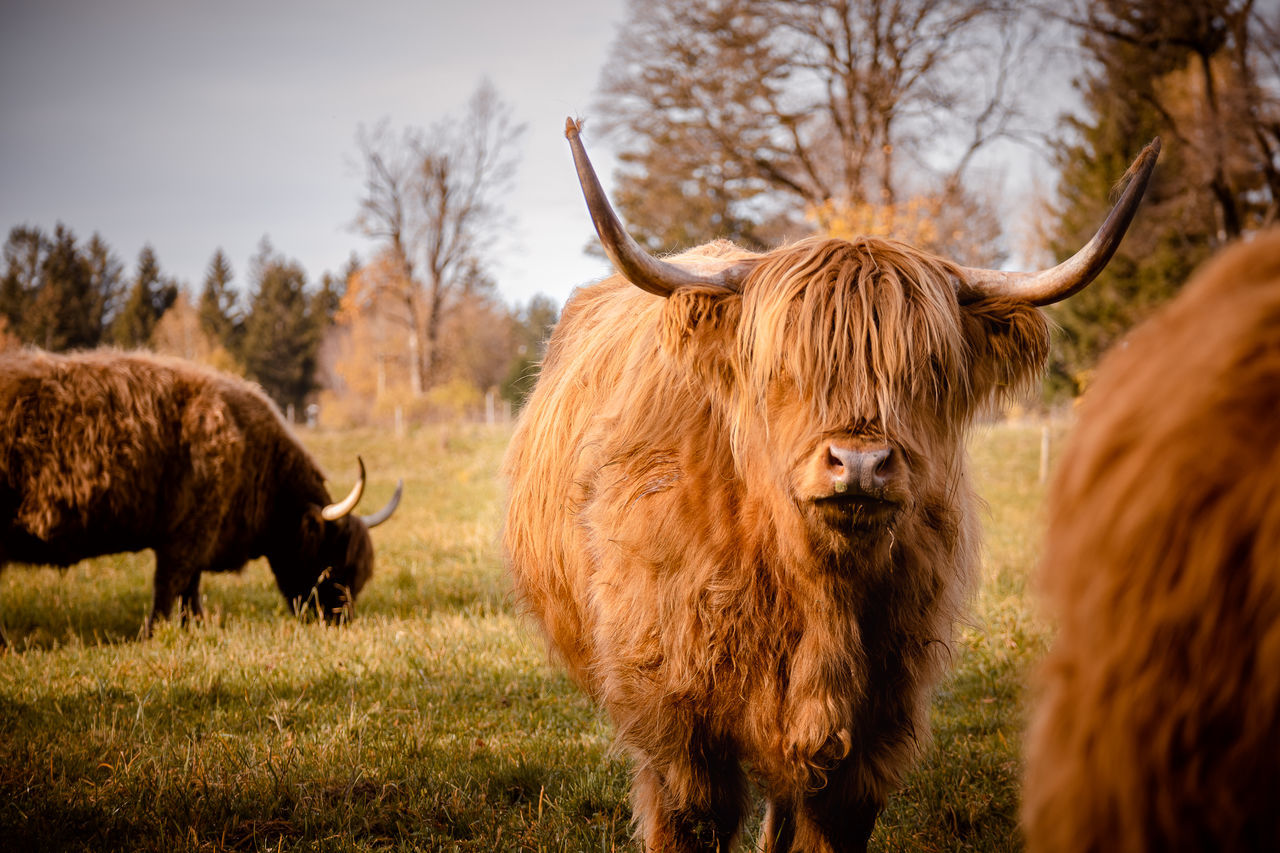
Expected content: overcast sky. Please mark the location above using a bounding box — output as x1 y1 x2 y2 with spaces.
0 0 629 308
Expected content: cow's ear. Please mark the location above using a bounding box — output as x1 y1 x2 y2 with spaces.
301 505 326 544
659 286 742 362
960 296 1051 398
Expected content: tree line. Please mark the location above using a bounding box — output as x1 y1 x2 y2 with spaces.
0 221 556 424
0 227 336 416
5 0 1275 412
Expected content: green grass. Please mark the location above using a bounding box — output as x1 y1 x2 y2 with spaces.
0 420 1066 851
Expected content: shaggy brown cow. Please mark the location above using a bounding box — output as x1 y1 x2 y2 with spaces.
0 349 401 629
502 120 1159 852
1023 230 1280 851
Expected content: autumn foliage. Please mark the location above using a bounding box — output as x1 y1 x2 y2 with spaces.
317 250 534 429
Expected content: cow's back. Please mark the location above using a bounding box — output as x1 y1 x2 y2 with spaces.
0 350 260 568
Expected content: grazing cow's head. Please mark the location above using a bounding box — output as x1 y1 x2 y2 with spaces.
274 459 402 619
565 119 1160 550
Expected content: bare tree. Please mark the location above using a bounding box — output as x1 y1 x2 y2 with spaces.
597 0 1034 260
355 80 525 394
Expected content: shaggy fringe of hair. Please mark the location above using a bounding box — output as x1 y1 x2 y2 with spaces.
1023 229 1280 851
738 237 969 433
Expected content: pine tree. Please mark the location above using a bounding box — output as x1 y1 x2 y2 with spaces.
240 240 320 416
84 234 125 339
198 249 241 357
1044 0 1277 396
0 226 49 344
113 245 178 348
311 254 356 331
501 294 559 408
25 224 100 350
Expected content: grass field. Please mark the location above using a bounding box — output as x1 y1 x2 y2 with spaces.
0 420 1068 852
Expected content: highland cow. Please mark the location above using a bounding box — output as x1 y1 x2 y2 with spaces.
0 349 401 630
1023 229 1280 852
502 120 1159 851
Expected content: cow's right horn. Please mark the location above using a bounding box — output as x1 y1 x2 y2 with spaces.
322 457 366 521
359 479 403 529
566 117 753 297
956 138 1161 306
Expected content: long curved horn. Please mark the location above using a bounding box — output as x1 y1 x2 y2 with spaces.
956 138 1161 306
566 117 751 296
321 457 366 521
359 479 403 529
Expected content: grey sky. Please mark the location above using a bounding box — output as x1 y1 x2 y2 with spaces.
1 0 626 307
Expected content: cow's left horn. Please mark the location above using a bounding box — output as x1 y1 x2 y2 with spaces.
566 117 753 296
321 457 366 521
359 479 402 529
957 138 1161 306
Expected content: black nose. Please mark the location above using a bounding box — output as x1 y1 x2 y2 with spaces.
827 445 895 497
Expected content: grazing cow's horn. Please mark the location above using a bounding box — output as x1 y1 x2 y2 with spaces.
957 138 1161 306
566 117 753 296
359 479 403 529
321 457 366 521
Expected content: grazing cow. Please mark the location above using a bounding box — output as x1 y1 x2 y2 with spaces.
502 119 1159 852
0 349 401 629
1023 229 1280 852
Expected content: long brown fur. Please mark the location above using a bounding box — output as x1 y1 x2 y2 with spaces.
0 348 378 628
1023 229 1280 851
504 236 1050 851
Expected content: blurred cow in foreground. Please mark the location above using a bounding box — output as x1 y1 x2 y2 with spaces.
1024 229 1280 851
502 119 1159 852
0 349 401 631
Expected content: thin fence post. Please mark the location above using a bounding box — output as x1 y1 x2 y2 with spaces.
1039 422 1051 485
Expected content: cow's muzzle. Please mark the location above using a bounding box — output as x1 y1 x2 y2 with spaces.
809 442 904 530
824 443 900 500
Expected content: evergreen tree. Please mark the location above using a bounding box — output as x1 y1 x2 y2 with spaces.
113 245 178 348
24 224 100 351
0 226 49 342
198 248 241 355
0 225 123 350
311 253 357 331
1045 0 1278 396
240 240 320 416
84 234 125 339
501 294 559 408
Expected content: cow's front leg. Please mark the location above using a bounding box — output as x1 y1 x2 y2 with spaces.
178 571 204 621
760 786 883 853
632 756 747 853
146 554 198 635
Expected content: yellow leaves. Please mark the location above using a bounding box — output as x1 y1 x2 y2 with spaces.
425 377 483 419
808 193 1002 266
328 250 415 408
322 250 496 428
337 252 408 327
0 316 20 353
808 196 946 250
151 292 243 375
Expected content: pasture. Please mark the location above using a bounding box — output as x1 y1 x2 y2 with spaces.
0 420 1062 852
